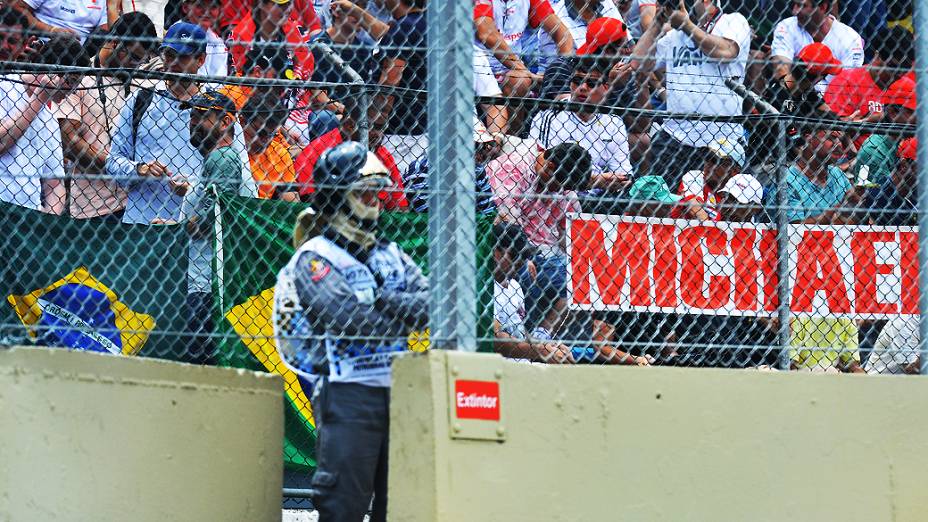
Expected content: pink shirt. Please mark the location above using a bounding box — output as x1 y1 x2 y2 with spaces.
53 75 126 219
486 142 580 256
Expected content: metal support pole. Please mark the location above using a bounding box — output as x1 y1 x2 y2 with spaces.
427 1 476 351
776 119 792 370
915 0 928 374
312 42 368 146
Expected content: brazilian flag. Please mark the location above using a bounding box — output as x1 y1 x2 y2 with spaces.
215 193 495 471
0 203 189 359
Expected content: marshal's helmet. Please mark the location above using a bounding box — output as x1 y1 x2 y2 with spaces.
312 141 392 225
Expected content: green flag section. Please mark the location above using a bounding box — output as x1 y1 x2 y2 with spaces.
0 203 189 358
216 193 495 471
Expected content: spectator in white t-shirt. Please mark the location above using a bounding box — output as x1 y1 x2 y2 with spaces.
0 37 88 213
865 317 921 374
10 0 110 42
175 0 228 77
473 0 575 99
629 0 750 190
492 221 574 363
530 57 634 193
770 0 864 93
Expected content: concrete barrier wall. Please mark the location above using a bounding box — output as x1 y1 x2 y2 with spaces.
390 351 928 522
0 347 283 522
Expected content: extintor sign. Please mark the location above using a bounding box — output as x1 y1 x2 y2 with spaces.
446 353 506 442
455 380 501 421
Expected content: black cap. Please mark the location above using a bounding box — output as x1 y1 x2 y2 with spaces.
181 89 238 115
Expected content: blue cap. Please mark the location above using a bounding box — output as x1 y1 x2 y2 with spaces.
161 22 208 56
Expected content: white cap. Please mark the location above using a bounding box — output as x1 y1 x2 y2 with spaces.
719 174 763 204
473 116 495 143
706 138 745 168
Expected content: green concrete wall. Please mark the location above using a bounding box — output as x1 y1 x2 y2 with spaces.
391 351 928 521
0 347 283 522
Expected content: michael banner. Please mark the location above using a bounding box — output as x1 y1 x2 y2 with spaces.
569 214 918 320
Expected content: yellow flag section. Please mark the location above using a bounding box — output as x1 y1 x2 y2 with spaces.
224 288 316 427
7 267 154 356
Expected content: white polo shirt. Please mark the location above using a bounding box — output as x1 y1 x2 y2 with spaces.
655 11 750 147
0 78 65 211
530 109 634 176
770 16 864 93
24 0 107 43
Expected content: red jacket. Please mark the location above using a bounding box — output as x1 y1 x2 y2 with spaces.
221 0 321 33
229 13 315 80
294 129 409 210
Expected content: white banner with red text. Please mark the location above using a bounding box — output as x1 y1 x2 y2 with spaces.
568 214 919 319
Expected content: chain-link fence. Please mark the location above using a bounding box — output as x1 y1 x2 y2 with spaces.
0 0 925 514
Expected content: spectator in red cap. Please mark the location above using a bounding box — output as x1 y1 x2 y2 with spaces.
770 0 863 93
538 17 651 170
747 42 840 169
825 27 914 127
851 78 916 189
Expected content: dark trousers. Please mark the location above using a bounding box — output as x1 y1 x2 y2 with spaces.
311 380 390 522
185 292 214 365
649 130 707 190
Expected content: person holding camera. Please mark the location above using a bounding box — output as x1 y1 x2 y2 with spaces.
624 0 750 190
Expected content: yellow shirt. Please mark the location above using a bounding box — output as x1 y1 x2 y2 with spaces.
789 318 860 370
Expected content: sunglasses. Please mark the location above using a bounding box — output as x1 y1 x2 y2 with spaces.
570 76 606 88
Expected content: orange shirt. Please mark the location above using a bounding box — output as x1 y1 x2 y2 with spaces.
219 84 296 199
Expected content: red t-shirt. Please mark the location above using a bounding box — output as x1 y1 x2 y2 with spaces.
229 14 314 80
825 67 887 118
221 0 321 33
294 129 409 210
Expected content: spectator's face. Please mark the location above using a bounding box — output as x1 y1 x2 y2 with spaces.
183 0 221 32
493 248 516 281
109 40 149 69
872 52 910 86
475 140 502 166
534 151 555 188
161 48 206 74
804 129 844 163
189 110 232 155
257 0 293 34
569 70 608 105
0 23 27 62
704 157 739 188
794 0 826 30
718 192 756 222
243 116 281 155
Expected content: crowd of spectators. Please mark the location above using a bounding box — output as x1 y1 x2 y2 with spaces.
0 0 921 373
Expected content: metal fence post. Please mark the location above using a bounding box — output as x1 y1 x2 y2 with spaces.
427 1 476 351
915 0 928 374
776 119 792 370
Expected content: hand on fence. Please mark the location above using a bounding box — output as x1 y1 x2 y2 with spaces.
169 176 191 197
537 342 575 364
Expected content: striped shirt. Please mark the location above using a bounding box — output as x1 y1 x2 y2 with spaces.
403 156 497 215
